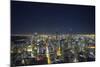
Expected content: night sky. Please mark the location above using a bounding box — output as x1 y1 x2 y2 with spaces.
11 1 95 34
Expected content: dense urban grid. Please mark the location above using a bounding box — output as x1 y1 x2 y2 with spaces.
11 33 95 66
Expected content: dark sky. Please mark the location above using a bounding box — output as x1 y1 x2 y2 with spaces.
11 1 95 34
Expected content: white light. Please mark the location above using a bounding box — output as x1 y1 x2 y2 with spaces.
37 39 40 42
27 48 32 52
37 43 39 45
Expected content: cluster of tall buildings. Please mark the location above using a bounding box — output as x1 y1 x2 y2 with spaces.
11 33 95 66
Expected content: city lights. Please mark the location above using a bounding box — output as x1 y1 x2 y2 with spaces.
11 33 95 66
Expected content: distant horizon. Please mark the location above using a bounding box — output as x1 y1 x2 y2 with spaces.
11 32 95 35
